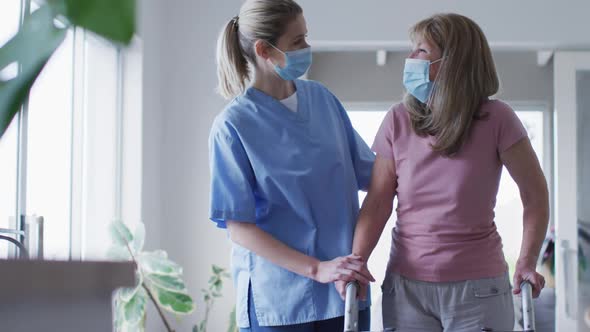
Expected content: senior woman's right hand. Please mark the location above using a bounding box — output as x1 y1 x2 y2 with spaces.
333 261 373 301
314 254 375 285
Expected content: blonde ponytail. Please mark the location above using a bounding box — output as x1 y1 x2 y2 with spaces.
216 17 250 99
215 0 303 99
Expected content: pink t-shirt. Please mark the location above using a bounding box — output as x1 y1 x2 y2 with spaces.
372 100 528 282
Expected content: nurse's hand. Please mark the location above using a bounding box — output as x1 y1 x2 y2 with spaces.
313 254 374 285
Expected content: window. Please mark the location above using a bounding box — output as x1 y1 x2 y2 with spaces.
79 34 120 260
0 0 142 261
25 29 74 259
0 0 23 259
347 102 549 309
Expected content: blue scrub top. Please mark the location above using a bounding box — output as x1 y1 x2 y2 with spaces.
208 79 375 327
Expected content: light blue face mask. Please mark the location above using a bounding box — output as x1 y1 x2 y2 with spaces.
268 43 312 81
402 57 443 103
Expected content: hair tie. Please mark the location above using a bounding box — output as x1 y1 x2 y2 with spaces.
231 16 239 31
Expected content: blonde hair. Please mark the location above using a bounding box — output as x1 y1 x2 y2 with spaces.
403 13 499 156
216 0 303 99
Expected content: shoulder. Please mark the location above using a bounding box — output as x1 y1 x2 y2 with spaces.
384 102 411 127
210 97 254 142
297 78 329 92
480 99 517 121
296 79 338 102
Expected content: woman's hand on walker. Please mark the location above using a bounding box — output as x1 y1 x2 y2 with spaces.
313 254 374 285
513 258 545 298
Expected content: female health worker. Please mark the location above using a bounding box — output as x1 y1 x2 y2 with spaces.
208 0 375 331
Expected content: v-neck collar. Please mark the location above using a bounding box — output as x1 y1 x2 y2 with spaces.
246 79 309 123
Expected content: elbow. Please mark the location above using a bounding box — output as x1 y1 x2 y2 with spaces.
361 193 394 224
226 221 258 246
226 221 247 245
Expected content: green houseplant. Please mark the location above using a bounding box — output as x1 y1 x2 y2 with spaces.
109 220 196 332
193 265 238 332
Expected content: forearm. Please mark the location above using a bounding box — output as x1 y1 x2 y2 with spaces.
226 221 319 279
352 195 393 260
518 188 550 267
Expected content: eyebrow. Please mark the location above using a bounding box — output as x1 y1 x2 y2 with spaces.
293 32 307 40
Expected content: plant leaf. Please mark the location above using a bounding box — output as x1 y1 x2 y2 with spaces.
117 271 142 302
123 286 147 326
50 0 136 44
151 286 195 314
138 251 182 276
212 265 223 275
146 274 188 293
0 4 67 139
106 245 132 261
114 295 125 330
227 306 238 332
110 219 134 247
131 221 145 253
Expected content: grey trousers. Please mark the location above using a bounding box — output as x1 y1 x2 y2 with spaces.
381 273 515 332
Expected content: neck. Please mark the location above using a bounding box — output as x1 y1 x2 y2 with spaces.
252 69 296 100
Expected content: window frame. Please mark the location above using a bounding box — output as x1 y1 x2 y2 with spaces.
4 0 129 260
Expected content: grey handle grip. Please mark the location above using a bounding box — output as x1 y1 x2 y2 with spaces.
520 281 535 331
344 282 359 332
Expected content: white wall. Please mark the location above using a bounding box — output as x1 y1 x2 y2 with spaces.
138 1 589 331
299 0 590 51
138 0 165 331
140 0 242 331
138 0 163 260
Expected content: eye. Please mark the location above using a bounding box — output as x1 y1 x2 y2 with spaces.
296 38 306 46
419 48 427 53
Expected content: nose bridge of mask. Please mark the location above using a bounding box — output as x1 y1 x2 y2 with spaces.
268 42 310 64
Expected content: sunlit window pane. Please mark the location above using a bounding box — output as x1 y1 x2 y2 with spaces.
26 30 74 260
0 0 21 258
81 35 119 260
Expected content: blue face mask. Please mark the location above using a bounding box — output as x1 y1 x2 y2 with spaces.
402 57 443 103
269 44 312 81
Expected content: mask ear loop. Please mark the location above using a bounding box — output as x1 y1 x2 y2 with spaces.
264 41 287 69
425 56 445 109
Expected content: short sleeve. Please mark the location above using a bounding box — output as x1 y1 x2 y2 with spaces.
371 110 395 159
496 104 528 153
208 118 257 228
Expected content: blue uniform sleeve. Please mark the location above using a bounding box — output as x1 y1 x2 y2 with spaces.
332 95 375 191
208 118 257 228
